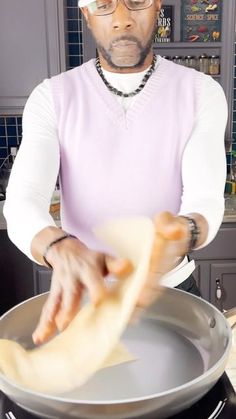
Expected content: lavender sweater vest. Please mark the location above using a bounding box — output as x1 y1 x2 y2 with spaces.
50 58 201 252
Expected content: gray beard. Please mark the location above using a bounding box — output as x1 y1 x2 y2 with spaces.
92 25 157 70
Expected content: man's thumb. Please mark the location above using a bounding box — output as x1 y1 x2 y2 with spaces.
105 256 133 279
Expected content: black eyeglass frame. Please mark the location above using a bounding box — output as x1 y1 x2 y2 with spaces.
86 0 153 16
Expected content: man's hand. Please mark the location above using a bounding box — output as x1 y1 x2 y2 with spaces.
32 236 132 345
32 212 207 343
135 212 190 309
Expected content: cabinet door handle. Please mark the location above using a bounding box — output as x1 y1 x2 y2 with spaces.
216 279 222 300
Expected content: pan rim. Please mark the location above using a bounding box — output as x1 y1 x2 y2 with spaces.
0 346 231 405
0 290 232 405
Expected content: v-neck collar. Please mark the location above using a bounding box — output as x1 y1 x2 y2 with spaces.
84 56 168 129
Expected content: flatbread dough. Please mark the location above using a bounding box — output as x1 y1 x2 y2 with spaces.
0 217 155 394
102 342 137 369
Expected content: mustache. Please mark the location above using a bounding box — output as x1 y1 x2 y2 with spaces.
110 35 142 47
93 21 157 69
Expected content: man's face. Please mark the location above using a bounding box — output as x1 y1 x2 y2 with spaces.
82 0 162 70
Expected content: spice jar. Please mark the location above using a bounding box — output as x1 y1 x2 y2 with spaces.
162 55 171 60
185 55 196 69
172 55 183 65
199 54 209 74
209 55 220 75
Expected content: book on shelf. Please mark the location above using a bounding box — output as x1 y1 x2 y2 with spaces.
181 0 222 43
154 5 174 43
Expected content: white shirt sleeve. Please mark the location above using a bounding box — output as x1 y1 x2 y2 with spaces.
3 74 228 261
3 79 60 261
179 75 228 248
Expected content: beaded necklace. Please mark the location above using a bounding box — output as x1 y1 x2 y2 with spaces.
95 54 157 98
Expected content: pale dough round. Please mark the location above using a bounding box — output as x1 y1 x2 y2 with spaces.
0 217 155 394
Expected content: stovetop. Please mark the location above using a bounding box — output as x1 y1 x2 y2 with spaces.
1 373 236 419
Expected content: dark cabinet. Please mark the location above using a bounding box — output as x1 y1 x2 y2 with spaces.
190 261 209 302
190 223 236 311
0 230 34 315
210 262 236 311
33 264 52 295
2 222 236 314
0 229 52 315
0 0 66 114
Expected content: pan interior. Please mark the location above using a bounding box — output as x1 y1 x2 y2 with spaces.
65 317 205 401
1 289 229 406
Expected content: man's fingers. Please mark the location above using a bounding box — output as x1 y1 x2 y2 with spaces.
32 317 57 346
148 234 167 275
154 212 188 241
80 265 107 305
136 224 169 311
55 283 82 331
137 211 188 311
32 289 61 345
105 255 133 279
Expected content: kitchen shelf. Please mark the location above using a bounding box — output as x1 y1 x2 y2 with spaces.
154 42 222 49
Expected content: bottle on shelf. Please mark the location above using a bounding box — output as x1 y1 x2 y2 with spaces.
172 55 183 65
208 55 220 76
184 55 197 70
161 54 220 77
199 54 209 74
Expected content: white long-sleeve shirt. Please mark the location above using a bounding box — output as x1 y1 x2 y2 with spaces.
4 57 228 287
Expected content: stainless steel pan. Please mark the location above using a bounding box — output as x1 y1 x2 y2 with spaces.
0 287 232 419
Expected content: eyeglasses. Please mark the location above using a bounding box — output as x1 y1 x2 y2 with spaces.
86 0 153 16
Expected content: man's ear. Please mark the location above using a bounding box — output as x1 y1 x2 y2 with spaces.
155 0 162 13
81 7 90 28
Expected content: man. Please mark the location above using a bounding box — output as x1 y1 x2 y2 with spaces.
4 0 227 345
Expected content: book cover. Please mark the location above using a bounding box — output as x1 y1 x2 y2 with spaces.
154 5 174 43
181 0 222 43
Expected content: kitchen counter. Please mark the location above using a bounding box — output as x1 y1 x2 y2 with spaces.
223 214 236 222
1 199 236 230
0 200 61 230
224 195 236 222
